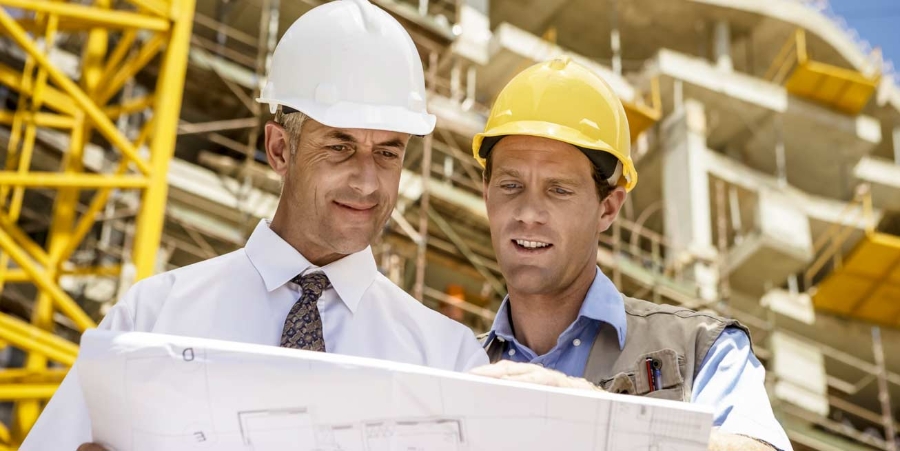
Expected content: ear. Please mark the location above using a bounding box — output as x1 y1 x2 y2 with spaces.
482 177 489 204
264 121 291 176
598 186 627 234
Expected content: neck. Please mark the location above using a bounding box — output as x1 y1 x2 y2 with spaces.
269 207 343 266
507 266 596 356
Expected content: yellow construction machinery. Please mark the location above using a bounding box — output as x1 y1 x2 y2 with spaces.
806 186 900 328
766 28 882 115
621 77 661 143
0 0 194 445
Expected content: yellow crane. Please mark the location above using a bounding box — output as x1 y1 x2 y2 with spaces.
0 0 194 445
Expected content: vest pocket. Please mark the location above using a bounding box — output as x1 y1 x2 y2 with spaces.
631 349 686 400
599 372 637 395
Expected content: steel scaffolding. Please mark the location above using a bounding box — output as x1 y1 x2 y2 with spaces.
0 0 194 445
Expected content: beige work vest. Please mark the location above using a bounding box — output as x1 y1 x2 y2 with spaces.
482 295 749 402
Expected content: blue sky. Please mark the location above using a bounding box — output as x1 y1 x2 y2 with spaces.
828 0 900 79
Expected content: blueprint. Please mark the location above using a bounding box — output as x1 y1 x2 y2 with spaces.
77 330 713 451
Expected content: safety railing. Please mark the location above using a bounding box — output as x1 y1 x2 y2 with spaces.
765 28 806 85
802 184 874 290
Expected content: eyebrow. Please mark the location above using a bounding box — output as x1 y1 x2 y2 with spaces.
494 167 580 185
546 176 582 186
323 131 405 149
376 139 406 150
324 130 358 143
494 167 522 179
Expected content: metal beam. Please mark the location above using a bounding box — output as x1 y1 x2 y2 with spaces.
0 384 59 401
0 314 78 365
0 227 96 332
178 118 258 135
132 0 196 280
0 112 74 129
0 173 148 188
413 52 438 302
0 0 170 31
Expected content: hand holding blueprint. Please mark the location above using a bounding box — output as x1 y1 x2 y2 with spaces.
77 330 713 451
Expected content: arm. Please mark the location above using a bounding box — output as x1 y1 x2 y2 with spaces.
709 430 775 451
76 444 108 451
470 360 603 391
693 327 792 451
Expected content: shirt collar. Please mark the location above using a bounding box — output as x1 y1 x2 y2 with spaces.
244 220 377 313
488 267 627 350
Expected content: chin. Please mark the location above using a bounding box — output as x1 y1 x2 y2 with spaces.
327 229 376 254
503 265 555 294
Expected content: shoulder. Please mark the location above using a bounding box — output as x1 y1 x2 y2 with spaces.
363 274 485 370
368 273 474 339
167 249 250 280
118 249 250 328
126 249 247 295
623 296 732 326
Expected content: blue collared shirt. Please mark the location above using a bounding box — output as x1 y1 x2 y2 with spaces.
486 267 793 451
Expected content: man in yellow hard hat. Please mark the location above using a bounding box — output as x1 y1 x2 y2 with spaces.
469 57 792 451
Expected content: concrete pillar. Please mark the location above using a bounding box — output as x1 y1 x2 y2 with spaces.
776 137 787 187
673 79 684 112
893 126 900 165
450 60 463 103
661 99 719 301
714 20 733 72
452 0 490 65
610 0 622 75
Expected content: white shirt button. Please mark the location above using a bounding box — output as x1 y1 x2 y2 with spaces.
508 349 516 356
573 338 582 347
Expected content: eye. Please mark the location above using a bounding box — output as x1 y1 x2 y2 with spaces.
328 144 350 152
377 149 400 159
499 182 521 191
552 187 572 195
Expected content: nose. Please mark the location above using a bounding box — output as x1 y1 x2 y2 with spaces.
347 151 379 197
512 188 549 226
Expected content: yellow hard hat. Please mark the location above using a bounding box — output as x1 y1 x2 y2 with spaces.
472 56 638 191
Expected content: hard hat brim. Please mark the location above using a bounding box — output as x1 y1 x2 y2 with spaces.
257 97 436 136
472 120 637 191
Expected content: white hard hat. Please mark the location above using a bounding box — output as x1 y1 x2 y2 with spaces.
256 0 436 136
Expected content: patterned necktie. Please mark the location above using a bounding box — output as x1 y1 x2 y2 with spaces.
280 272 330 351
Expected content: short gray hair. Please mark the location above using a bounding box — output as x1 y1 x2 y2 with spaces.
275 107 307 155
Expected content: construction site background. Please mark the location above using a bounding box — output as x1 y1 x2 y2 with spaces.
0 0 899 450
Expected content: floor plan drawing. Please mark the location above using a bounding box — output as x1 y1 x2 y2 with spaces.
77 331 713 451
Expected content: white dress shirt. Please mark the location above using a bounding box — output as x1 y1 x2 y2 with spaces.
23 220 487 450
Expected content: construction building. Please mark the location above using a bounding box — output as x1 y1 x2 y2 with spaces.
0 0 899 449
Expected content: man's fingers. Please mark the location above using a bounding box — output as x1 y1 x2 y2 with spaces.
469 360 539 378
470 362 603 391
494 372 563 386
77 443 108 451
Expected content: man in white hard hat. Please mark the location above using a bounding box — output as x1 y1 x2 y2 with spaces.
22 1 486 449
469 58 792 450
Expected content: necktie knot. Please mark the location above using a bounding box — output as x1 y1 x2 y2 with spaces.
292 272 330 299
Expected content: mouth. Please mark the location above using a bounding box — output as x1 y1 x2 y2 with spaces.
511 238 553 252
334 201 377 216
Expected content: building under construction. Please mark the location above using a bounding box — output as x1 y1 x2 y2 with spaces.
1 0 899 449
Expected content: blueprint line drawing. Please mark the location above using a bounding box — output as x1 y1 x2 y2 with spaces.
76 330 713 451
